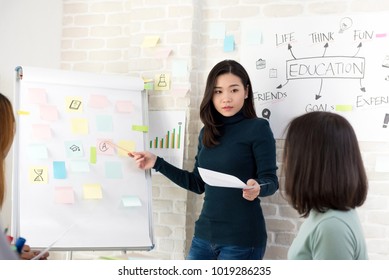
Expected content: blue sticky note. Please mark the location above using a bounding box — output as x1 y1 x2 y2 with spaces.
122 196 142 207
65 140 84 158
53 161 67 179
105 161 123 179
70 160 90 172
28 144 48 159
224 35 234 52
96 115 113 132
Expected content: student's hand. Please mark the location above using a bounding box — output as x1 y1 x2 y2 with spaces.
20 244 49 260
242 179 261 201
132 151 157 170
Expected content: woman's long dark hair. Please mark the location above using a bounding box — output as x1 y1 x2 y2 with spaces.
283 111 368 217
200 60 256 148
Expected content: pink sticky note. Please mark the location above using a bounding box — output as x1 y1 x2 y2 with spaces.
32 124 52 139
116 101 133 113
40 105 59 121
54 187 75 204
88 94 110 109
97 139 115 155
28 88 47 104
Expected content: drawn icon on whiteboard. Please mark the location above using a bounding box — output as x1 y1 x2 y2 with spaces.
256 59 266 70
383 113 389 128
382 55 389 68
69 99 82 110
262 108 271 120
33 169 44 182
99 141 110 152
339 17 353 33
269 68 277 78
69 144 80 152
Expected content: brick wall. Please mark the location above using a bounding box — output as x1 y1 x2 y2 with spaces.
61 0 389 260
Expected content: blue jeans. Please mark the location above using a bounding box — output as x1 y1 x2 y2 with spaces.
186 236 266 260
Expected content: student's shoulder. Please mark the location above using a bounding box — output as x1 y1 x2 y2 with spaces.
246 117 270 128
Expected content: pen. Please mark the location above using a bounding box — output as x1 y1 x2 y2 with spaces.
105 141 134 157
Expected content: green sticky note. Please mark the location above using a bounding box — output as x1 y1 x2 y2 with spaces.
90 147 97 164
132 125 148 132
335 105 353 112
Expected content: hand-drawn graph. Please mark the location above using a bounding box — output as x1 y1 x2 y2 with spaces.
148 111 186 168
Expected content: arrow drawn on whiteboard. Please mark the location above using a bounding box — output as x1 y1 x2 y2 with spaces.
322 42 329 57
288 44 296 59
353 42 362 57
315 78 324 100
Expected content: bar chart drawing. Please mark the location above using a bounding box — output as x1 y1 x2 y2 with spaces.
148 111 186 169
150 122 182 149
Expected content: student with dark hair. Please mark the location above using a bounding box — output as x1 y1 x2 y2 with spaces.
0 92 49 260
133 60 279 260
283 111 368 260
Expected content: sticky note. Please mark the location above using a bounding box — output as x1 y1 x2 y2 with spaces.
54 187 75 204
28 88 47 104
88 94 110 109
53 161 67 179
32 124 52 140
70 160 90 173
209 22 225 39
132 125 148 132
141 36 160 47
29 166 48 184
155 48 172 58
97 139 115 155
115 101 133 113
28 144 48 159
171 86 190 97
105 161 123 179
154 73 170 90
17 110 30 115
96 115 113 132
172 60 188 77
144 82 154 90
224 35 235 52
40 105 59 121
66 96 83 112
117 140 136 157
90 147 97 164
335 105 353 112
65 140 84 158
83 184 103 200
71 118 88 134
122 196 142 207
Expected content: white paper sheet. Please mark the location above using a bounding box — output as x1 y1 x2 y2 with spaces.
198 167 251 189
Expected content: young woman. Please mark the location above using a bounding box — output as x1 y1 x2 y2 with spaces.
0 92 49 260
133 60 279 260
283 111 368 260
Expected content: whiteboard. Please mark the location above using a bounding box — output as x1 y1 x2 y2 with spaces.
11 66 154 251
241 13 389 142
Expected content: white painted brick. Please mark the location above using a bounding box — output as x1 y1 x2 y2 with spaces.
263 4 304 17
74 14 106 26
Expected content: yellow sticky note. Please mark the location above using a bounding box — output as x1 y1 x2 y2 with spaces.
154 73 170 90
141 36 160 47
83 184 103 200
117 140 136 157
17 110 30 115
71 118 89 134
335 105 353 112
29 166 48 184
66 96 83 113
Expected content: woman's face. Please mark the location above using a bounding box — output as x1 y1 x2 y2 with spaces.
212 73 248 117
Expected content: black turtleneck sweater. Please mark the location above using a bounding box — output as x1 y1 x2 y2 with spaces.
153 112 278 247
